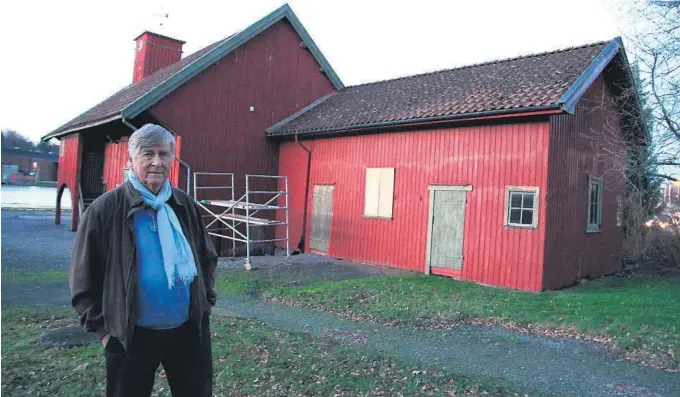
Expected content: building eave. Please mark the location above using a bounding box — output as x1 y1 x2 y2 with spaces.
558 37 623 114
41 114 122 141
269 105 563 140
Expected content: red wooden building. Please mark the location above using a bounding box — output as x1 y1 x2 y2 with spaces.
42 4 342 231
269 38 644 291
45 4 644 290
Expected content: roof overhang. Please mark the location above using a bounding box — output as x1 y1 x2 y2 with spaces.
557 36 649 142
268 105 563 140
557 37 625 115
41 114 122 141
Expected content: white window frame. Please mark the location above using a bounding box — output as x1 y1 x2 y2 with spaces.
504 186 539 228
363 167 395 219
122 168 130 183
59 143 64 157
587 176 603 233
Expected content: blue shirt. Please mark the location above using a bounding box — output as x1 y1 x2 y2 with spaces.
134 209 190 329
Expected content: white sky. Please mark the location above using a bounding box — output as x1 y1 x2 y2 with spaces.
0 0 622 142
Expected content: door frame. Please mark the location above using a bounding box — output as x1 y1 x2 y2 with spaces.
425 184 473 275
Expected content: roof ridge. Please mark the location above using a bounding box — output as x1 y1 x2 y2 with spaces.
346 38 613 90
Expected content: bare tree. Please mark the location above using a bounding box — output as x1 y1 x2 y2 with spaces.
578 1 680 265
620 0 680 182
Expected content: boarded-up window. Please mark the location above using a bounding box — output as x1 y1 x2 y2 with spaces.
364 168 395 219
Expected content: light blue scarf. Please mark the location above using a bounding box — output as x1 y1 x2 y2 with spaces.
128 169 197 289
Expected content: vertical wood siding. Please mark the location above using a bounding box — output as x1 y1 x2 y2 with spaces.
103 136 182 192
544 74 626 290
279 121 551 291
57 134 81 230
150 19 336 201
103 140 129 191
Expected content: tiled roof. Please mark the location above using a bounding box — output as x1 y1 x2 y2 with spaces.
45 38 228 138
268 40 611 136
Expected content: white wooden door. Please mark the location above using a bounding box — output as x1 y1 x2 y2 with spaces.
310 185 334 253
427 187 469 271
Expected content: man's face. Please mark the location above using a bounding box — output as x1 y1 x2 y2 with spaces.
131 144 174 194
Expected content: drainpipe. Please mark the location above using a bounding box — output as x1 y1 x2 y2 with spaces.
295 132 312 253
122 117 138 132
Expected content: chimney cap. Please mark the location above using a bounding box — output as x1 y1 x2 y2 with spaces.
133 30 186 45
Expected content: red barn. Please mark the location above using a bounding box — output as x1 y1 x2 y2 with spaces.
269 38 644 291
44 3 644 291
42 4 342 231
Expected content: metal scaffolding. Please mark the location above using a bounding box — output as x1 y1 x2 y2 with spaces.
193 172 290 270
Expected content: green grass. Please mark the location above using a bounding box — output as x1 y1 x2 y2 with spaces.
215 268 325 296
1 307 514 396
266 275 680 370
2 269 69 284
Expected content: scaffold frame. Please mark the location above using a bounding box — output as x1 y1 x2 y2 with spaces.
193 172 290 270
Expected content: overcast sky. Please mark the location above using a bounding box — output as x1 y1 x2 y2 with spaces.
0 0 623 142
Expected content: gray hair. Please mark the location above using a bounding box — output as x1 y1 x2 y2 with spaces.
128 123 176 158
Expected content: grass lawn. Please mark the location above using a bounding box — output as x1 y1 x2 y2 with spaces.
1 307 515 396
2 269 69 284
265 274 680 371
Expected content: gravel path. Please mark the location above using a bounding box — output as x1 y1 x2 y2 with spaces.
3 210 679 396
217 296 679 397
1 210 73 271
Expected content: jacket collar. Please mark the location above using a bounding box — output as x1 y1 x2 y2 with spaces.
123 180 184 218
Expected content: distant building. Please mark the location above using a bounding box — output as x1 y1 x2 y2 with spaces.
1 148 58 183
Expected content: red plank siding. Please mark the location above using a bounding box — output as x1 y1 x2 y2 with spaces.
279 121 551 291
103 140 129 191
150 19 336 200
57 134 81 230
103 136 182 192
543 74 626 290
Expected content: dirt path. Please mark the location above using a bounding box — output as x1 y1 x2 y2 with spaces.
215 295 679 397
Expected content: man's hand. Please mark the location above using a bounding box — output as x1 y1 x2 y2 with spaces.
101 333 110 347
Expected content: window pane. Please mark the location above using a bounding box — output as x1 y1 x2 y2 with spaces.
510 192 522 208
509 209 522 224
521 209 533 225
589 203 597 225
522 193 534 209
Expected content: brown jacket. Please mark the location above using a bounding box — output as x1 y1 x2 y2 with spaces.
69 181 218 350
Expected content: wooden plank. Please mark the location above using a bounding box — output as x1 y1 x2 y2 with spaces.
219 213 283 226
364 168 380 217
377 168 394 218
310 185 333 252
429 190 466 270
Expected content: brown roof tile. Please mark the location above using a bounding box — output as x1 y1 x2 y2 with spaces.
47 37 229 137
268 40 609 136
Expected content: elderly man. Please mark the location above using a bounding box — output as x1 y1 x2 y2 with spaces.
70 123 218 397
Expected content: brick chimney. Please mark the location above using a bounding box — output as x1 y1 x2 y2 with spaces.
133 31 185 83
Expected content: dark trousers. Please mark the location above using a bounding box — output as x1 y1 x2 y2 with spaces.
105 315 213 397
